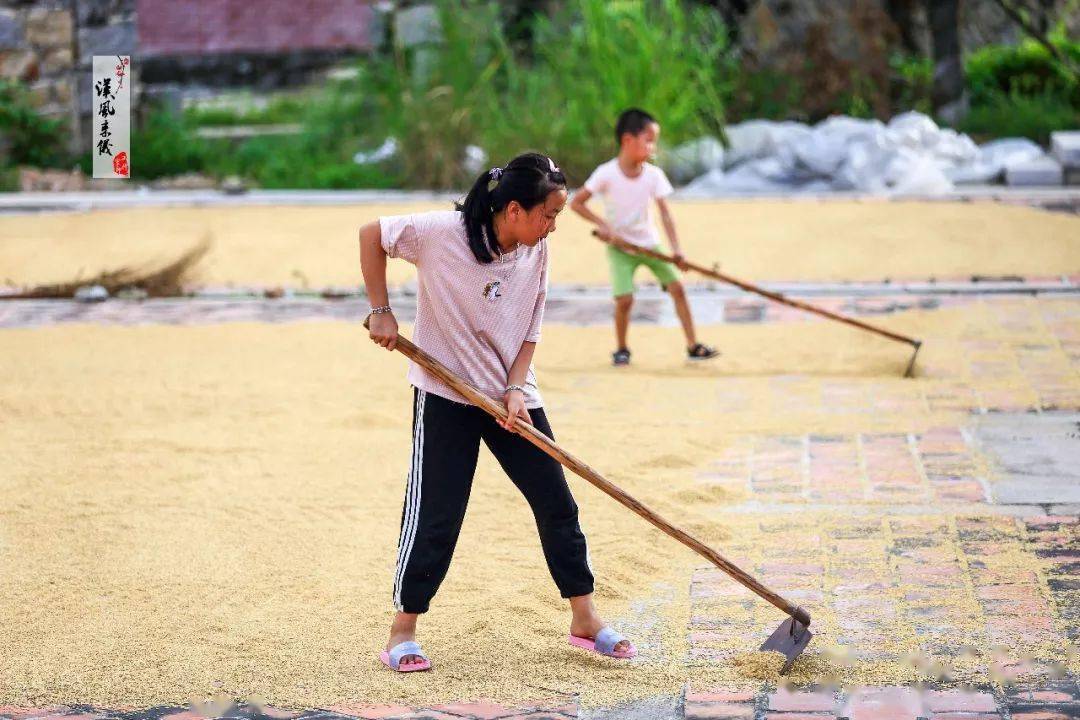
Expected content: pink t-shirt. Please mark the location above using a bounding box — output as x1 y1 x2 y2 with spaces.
583 158 674 248
379 210 548 409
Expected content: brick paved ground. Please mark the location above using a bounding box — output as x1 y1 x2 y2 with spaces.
3 279 1079 332
676 288 1079 720
2 286 1076 720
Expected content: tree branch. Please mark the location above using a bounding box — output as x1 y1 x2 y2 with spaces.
991 0 1066 63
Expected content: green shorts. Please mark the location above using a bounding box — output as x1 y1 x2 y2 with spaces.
606 244 680 297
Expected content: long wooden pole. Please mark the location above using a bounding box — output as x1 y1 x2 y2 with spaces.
593 230 921 350
369 322 810 627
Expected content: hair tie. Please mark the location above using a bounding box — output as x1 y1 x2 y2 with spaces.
489 166 503 181
547 157 560 173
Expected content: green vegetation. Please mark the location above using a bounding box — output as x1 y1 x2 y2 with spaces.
127 0 732 188
3 1 1077 189
0 80 69 170
889 35 1079 143
958 34 1079 143
965 36 1079 105
182 94 309 127
958 89 1078 144
353 0 731 186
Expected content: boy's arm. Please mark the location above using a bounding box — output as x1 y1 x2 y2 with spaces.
656 197 689 270
571 188 637 252
570 188 615 240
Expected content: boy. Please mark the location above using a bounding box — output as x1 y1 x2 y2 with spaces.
570 108 719 366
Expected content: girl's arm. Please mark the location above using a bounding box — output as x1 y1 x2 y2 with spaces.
500 340 537 431
656 197 688 270
359 220 399 351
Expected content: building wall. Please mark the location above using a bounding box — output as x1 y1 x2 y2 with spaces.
0 0 78 150
136 0 374 55
0 0 377 156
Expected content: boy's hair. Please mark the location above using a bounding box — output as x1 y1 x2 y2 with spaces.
614 108 657 145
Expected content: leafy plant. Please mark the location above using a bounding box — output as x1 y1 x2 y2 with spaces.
958 88 1079 144
890 54 934 115
130 108 209 179
727 68 805 122
503 0 732 182
0 80 69 168
351 0 733 187
965 37 1080 105
183 94 310 127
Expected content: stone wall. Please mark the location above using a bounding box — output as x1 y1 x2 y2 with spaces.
738 0 900 120
734 0 1074 121
0 0 77 149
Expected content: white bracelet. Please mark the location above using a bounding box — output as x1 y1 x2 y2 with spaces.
369 305 392 314
505 384 526 395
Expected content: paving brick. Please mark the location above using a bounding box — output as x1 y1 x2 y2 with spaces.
429 701 517 719
1025 516 1078 528
372 711 466 720
923 691 997 713
929 714 1000 720
0 711 70 720
332 704 413 719
686 691 758 703
255 707 302 719
765 714 836 720
770 688 839 712
841 687 923 720
1028 692 1076 703
685 701 757 720
1009 713 1075 720
975 584 1041 601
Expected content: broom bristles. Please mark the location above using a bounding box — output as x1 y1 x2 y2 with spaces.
5 237 211 299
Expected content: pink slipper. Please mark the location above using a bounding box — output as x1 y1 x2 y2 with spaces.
568 627 637 659
379 640 432 672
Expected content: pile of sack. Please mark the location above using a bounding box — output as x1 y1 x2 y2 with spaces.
664 112 1065 196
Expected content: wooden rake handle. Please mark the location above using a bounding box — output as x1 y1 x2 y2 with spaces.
365 318 810 626
592 230 920 349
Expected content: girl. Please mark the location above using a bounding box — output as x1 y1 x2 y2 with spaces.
359 152 635 672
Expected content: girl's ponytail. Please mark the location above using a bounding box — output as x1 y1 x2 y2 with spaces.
458 167 502 264
455 153 567 264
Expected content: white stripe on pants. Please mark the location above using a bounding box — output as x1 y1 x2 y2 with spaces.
393 389 426 610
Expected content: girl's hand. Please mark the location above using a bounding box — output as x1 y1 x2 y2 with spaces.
501 389 532 433
368 311 399 351
672 250 690 271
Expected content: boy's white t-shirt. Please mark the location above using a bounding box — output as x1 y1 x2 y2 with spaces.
583 158 674 248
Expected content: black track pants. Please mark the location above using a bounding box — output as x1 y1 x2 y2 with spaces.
392 388 595 613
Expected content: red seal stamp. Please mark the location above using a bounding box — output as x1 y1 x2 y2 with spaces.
113 151 129 177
